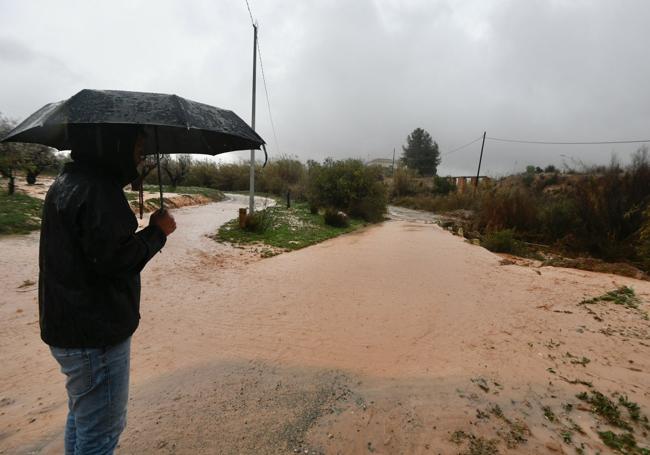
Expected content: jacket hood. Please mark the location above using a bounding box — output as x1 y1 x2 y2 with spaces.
68 124 140 187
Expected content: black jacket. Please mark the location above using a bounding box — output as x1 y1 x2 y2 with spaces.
39 161 166 348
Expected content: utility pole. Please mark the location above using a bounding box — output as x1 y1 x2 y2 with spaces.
475 131 486 191
392 147 395 175
249 23 258 214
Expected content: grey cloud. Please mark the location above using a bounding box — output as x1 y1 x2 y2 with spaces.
1 0 649 174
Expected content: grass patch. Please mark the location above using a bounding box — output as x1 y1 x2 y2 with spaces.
482 229 519 254
619 396 649 425
0 191 43 234
542 405 557 422
598 431 650 454
450 431 499 455
215 202 365 252
564 352 591 367
481 229 544 260
581 286 641 309
576 391 632 431
580 286 648 319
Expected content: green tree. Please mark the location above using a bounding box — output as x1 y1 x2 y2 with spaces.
401 128 440 176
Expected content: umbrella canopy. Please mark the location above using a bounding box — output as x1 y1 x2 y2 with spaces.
1 89 266 213
0 89 265 156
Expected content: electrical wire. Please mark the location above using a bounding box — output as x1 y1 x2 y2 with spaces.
441 136 484 156
244 0 255 26
486 136 650 145
243 0 280 155
257 37 281 155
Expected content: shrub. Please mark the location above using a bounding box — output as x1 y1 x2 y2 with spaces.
478 186 538 232
432 175 456 195
539 196 578 240
258 156 305 197
244 208 274 233
185 159 219 188
392 168 418 197
636 206 650 270
323 208 349 227
214 162 251 191
482 229 519 254
307 158 387 222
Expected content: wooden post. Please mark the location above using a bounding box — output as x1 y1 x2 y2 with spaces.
239 208 247 228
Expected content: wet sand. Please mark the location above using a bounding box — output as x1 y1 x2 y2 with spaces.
1 198 649 454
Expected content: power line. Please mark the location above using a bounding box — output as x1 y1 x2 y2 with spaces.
257 37 280 155
486 136 650 145
442 136 484 156
242 0 280 155
243 0 255 26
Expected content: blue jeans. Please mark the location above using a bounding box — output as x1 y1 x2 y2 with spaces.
50 337 131 455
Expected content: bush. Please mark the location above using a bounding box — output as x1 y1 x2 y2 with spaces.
258 156 305 197
432 175 456 195
392 168 418 197
307 158 387 222
244 208 275 233
539 197 578 240
185 159 219 188
635 206 650 270
482 229 519 254
214 162 251 191
478 186 538 232
323 208 350 227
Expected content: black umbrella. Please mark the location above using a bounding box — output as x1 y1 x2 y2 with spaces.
1 89 266 209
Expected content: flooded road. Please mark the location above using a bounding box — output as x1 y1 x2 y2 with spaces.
387 204 442 223
1 197 649 454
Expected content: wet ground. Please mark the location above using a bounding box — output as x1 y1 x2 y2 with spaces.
1 197 649 454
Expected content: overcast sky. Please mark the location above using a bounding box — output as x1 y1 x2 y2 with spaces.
1 0 649 176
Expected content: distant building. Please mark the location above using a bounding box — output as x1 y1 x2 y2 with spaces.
366 158 394 169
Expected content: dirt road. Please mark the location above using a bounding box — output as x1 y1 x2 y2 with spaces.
1 198 649 454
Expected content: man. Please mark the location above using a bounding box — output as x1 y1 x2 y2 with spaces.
39 125 176 454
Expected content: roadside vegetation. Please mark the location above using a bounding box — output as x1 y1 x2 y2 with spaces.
216 202 365 256
0 190 43 234
212 157 386 254
1 111 65 194
390 147 650 273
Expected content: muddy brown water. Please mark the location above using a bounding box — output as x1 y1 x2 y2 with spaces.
1 196 649 454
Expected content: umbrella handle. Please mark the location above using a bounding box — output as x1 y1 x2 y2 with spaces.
155 126 164 210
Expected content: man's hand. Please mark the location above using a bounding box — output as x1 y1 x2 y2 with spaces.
149 209 176 236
